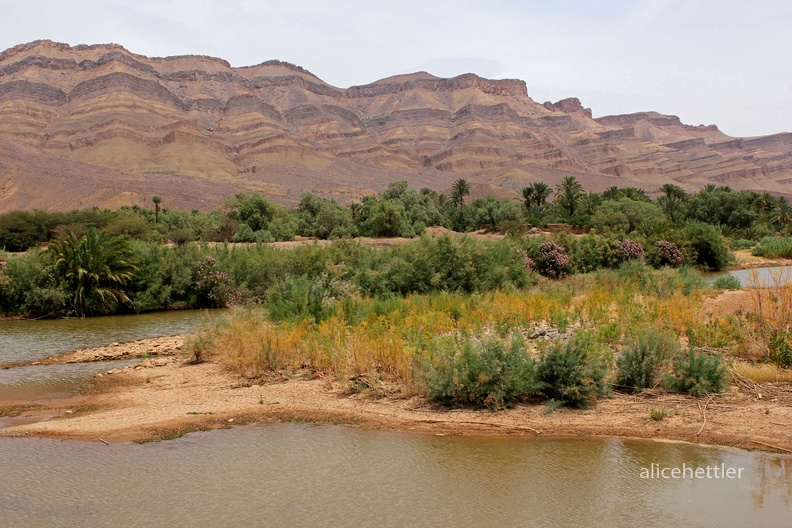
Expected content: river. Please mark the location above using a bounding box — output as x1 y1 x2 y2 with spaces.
1 424 790 527
1 308 791 526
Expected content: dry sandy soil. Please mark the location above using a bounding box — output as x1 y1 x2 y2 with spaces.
1 332 791 454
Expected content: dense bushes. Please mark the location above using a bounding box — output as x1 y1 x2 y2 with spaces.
536 332 609 408
665 349 727 396
683 222 732 270
645 240 685 268
425 336 541 409
616 329 680 391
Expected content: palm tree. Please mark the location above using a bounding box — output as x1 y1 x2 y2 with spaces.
657 195 686 226
755 192 776 215
602 186 623 201
451 179 471 209
529 181 552 206
555 176 584 220
621 187 650 202
520 186 535 209
771 196 792 228
152 196 162 223
49 229 139 317
579 193 601 216
659 183 687 200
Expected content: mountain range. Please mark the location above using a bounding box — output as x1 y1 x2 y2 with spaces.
1 39 791 212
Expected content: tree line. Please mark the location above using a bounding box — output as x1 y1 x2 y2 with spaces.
2 176 790 253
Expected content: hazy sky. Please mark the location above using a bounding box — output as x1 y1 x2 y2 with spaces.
2 0 790 137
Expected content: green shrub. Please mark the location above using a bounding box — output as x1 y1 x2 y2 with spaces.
536 332 609 408
712 275 741 290
573 235 621 273
0 211 50 252
616 330 680 391
683 222 732 270
425 336 541 409
266 275 333 323
769 330 792 368
728 238 755 250
664 349 727 396
752 237 792 259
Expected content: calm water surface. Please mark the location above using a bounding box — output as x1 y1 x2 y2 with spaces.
0 424 789 528
0 309 219 366
0 310 220 399
706 265 792 288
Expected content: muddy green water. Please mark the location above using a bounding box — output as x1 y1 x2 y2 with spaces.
1 424 790 528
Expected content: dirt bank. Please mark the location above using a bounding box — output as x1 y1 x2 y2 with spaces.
2 340 791 454
731 249 792 269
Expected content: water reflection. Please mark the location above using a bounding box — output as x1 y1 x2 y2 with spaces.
0 309 220 366
0 425 789 528
0 359 136 400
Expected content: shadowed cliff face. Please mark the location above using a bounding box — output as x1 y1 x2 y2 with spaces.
0 40 791 212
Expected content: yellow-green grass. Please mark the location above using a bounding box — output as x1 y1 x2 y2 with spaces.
732 362 792 384
189 267 743 394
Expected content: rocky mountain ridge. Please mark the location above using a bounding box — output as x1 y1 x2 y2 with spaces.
1 40 790 212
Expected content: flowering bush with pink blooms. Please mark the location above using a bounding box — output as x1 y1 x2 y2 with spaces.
534 241 571 279
516 248 536 273
645 240 686 268
194 256 242 307
616 239 644 262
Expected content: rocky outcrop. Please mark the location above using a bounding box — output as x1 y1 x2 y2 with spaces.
543 97 592 118
0 40 791 212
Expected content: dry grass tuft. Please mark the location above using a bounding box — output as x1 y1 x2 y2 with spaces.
732 362 792 384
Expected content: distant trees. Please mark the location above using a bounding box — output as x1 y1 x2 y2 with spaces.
297 193 355 239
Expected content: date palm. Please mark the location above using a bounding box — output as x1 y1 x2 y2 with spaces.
521 186 535 209
659 183 687 201
451 179 471 209
771 196 792 228
555 176 584 220
529 181 552 206
49 229 139 317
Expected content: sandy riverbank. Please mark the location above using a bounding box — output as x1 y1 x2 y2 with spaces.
1 335 791 454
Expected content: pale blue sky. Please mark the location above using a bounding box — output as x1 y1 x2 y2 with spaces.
1 0 790 137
